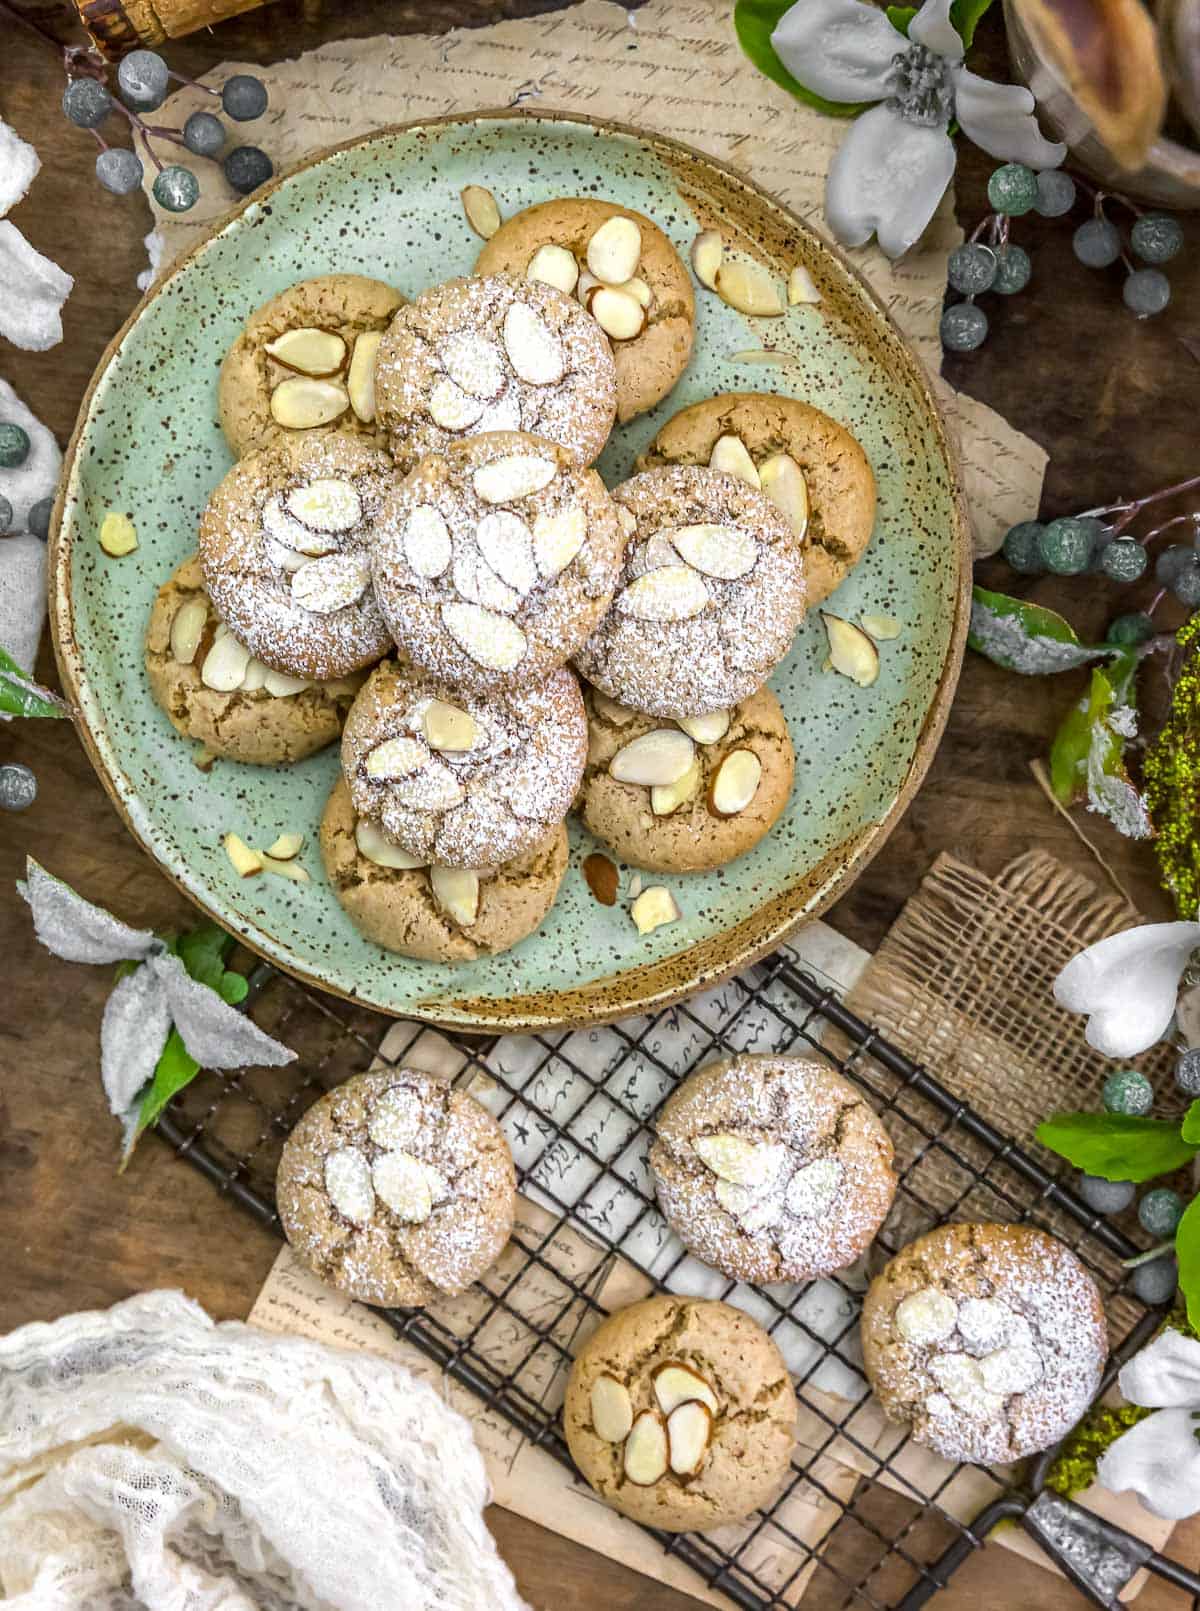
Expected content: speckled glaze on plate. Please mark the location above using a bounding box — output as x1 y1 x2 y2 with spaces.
51 111 970 1032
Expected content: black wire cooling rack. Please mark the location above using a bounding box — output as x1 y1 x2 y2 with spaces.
155 949 1198 1611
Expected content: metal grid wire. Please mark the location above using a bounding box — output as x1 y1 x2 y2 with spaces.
156 949 1164 1611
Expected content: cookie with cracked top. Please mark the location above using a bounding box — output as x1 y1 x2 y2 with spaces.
563 1294 796 1531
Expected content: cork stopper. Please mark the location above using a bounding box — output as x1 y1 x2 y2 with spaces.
72 0 277 59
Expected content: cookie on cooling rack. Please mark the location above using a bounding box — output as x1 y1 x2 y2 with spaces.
648 1054 896 1284
371 430 626 693
198 431 398 681
861 1222 1108 1464
218 273 407 457
320 775 568 960
637 392 876 608
340 658 586 870
474 198 695 423
374 273 617 471
563 1294 797 1532
277 1068 516 1307
573 465 807 719
145 555 362 765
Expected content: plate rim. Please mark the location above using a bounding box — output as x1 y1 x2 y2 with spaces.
49 105 972 1033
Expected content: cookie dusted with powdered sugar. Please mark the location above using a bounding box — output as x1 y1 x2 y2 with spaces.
573 466 807 719
861 1223 1107 1464
648 1054 896 1284
198 432 398 681
277 1069 516 1307
371 431 626 693
374 273 617 471
341 658 586 870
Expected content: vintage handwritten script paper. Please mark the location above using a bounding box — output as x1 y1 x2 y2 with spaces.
144 0 1046 555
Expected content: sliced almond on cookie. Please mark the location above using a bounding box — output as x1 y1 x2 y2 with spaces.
590 286 646 342
526 242 579 295
264 327 346 377
324 1146 375 1223
291 553 371 614
390 758 465 810
423 699 478 752
623 1409 669 1485
652 1361 719 1416
262 668 312 696
677 710 730 745
201 632 252 693
667 1400 713 1476
430 865 480 927
532 504 587 577
503 302 565 386
893 1288 958 1346
286 477 362 533
586 216 641 286
372 1149 433 1222
269 376 349 430
355 817 426 869
715 260 785 316
590 1374 634 1443
170 597 209 665
708 749 762 817
365 735 430 779
240 658 268 692
441 602 528 670
473 454 558 504
442 331 505 400
690 229 723 290
403 505 453 579
651 756 701 816
758 453 809 540
476 509 539 594
453 549 521 614
264 495 339 556
429 377 487 432
670 523 758 581
708 434 761 489
616 565 709 622
623 275 653 308
347 330 383 423
461 183 502 239
783 1156 842 1217
610 728 695 787
693 1133 784 1188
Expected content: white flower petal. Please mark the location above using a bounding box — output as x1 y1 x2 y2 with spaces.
1119 1329 1200 1409
952 68 1068 167
826 102 956 258
1098 1408 1200 1520
1053 921 1200 1058
771 0 904 104
908 0 963 60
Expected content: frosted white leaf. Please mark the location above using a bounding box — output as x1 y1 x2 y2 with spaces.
149 953 295 1070
0 120 40 217
99 962 172 1117
0 220 73 350
968 597 1106 673
19 858 157 964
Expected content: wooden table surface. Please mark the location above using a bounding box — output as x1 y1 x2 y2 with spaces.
2 2 1198 1606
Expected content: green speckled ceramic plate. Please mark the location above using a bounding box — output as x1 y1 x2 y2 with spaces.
52 111 969 1031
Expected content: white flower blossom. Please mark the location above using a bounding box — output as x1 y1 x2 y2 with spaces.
1054 921 1200 1059
771 0 1065 257
1099 1329 1200 1520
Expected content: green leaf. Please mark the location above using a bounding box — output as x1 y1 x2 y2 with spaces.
886 4 916 32
969 586 1116 675
1049 686 1094 805
1183 1102 1200 1146
0 644 70 719
950 0 996 48
1036 1111 1200 1182
733 0 875 117
121 1029 200 1168
1175 1193 1200 1331
218 971 248 1005
175 920 246 1004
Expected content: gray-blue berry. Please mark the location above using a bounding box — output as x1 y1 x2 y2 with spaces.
940 302 988 352
1175 1046 1200 1095
223 145 273 196
948 244 996 295
0 495 12 533
27 498 53 541
1103 1068 1154 1115
1171 559 1200 607
117 49 169 112
1132 1254 1178 1305
993 244 1032 295
1156 543 1193 584
1107 611 1155 646
1131 213 1183 265
0 423 30 468
0 763 37 812
1124 269 1171 318
1100 538 1148 583
1038 516 1095 575
987 163 1038 216
62 77 113 129
1138 1187 1184 1237
183 111 226 157
1073 217 1121 268
1078 1173 1136 1214
153 165 200 213
221 75 268 121
96 147 144 196
1035 169 1076 217
1002 520 1045 574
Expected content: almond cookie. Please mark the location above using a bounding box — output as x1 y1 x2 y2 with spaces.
638 393 876 607
341 658 586 870
277 1068 516 1307
475 198 695 423
649 1055 896 1285
374 273 617 471
145 555 361 765
198 431 398 681
573 465 807 719
218 273 406 458
861 1223 1107 1465
320 776 568 960
563 1295 797 1532
372 431 626 693
578 685 794 872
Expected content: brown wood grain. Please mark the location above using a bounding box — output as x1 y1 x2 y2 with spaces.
1 1 1198 1605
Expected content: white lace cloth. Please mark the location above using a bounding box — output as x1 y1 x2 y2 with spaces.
0 1291 528 1611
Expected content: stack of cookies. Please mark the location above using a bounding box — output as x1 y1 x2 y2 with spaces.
145 195 878 961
